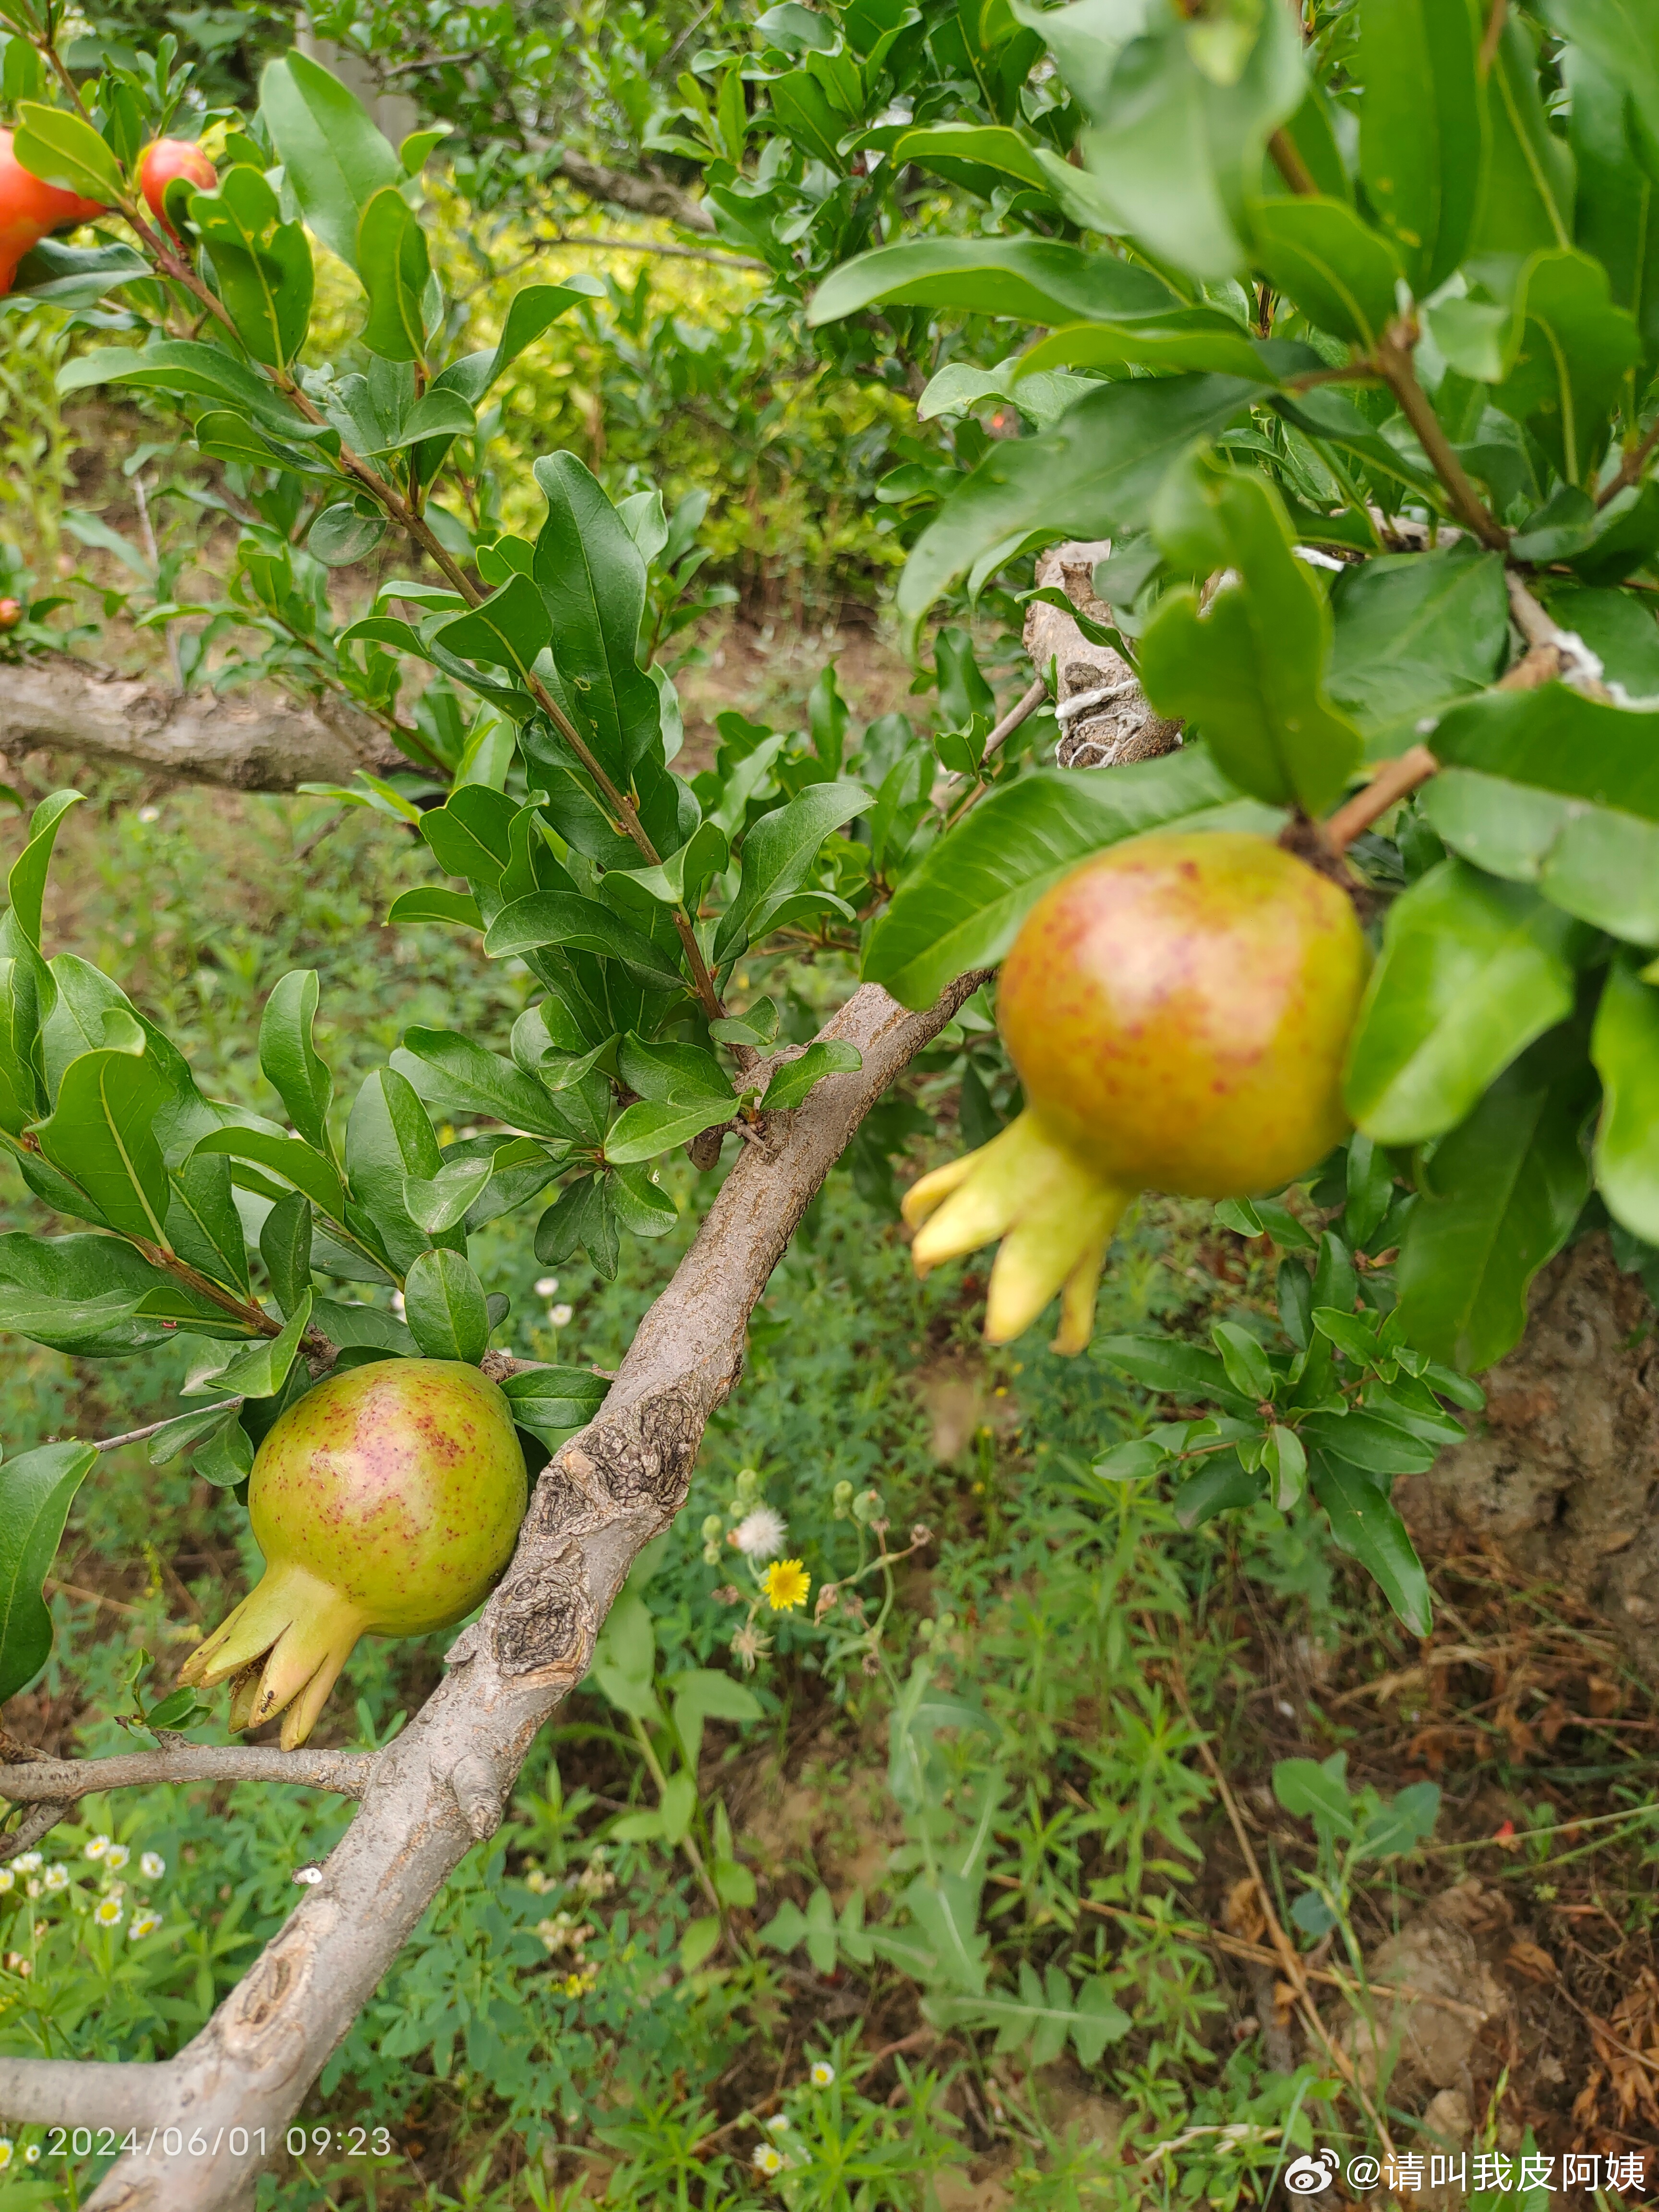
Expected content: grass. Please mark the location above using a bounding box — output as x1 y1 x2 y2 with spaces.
0 768 1656 2210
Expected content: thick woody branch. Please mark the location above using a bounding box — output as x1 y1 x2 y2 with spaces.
1022 543 1179 769
0 661 409 793
554 151 715 234
0 1746 376 1812
0 975 980 2208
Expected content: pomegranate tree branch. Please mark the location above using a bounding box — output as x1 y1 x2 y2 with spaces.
0 1746 376 1810
1321 744 1439 854
1373 327 1509 551
0 974 982 2204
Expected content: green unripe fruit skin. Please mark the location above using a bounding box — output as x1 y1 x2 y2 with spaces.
999 831 1369 1198
180 1360 526 1746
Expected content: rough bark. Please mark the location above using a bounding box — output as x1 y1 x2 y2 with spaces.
0 660 408 792
0 974 980 2209
1397 1235 1659 1674
555 150 715 233
1022 541 1181 769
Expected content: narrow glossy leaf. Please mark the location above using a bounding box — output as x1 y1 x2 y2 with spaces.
1095 1334 1259 1418
609 1162 676 1236
429 573 549 679
531 454 663 786
419 784 519 890
1311 1458 1432 1636
534 1174 619 1278
485 893 687 994
714 781 869 964
432 284 598 409
897 375 1265 645
1014 313 1266 381
1396 1034 1594 1370
0 956 45 1135
385 887 483 932
761 1039 864 1112
13 102 121 201
188 166 313 368
0 1442 97 1702
260 1190 313 1317
259 50 400 273
1344 860 1579 1145
1249 195 1404 348
166 1150 249 1294
144 1402 242 1467
808 235 1185 330
358 184 431 362
499 1363 611 1438
7 236 149 308
392 1030 577 1142
57 341 318 439
36 1049 172 1244
4 789 82 951
1487 250 1641 488
195 1291 313 1402
1211 1322 1274 1403
1141 469 1361 814
1327 549 1508 757
605 1097 731 1166
0 1231 214 1353
1357 0 1485 293
1592 955 1659 1240
1423 686 1659 944
196 1419 256 1490
259 970 333 1157
345 1067 458 1272
1469 16 1575 259
864 748 1273 1009
402 1248 490 1363
192 1126 348 1222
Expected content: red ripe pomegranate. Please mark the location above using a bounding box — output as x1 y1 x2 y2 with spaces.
904 831 1370 1353
0 127 108 296
137 137 217 239
0 600 22 632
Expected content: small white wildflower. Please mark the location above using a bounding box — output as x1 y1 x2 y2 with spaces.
141 1852 166 1881
128 1910 161 1940
733 1505 787 1561
12 1852 40 1873
94 1896 122 1928
766 2113 791 2133
752 2143 784 2175
42 1865 68 1893
103 1843 130 1873
811 2060 836 2087
24 2142 39 2163
24 1881 38 1900
549 1303 573 1327
0 1872 12 1894
534 1275 559 1298
0 2139 12 2170
83 1837 109 1862
137 806 160 825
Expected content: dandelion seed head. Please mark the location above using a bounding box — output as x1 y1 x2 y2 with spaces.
733 1505 787 1560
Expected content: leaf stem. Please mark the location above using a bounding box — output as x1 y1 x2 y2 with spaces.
1321 744 1438 853
1373 326 1509 550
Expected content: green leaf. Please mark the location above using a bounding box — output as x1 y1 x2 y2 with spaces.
357 184 432 362
1327 548 1509 757
808 234 1187 331
1470 16 1575 259
188 165 313 368
144 1402 243 1467
0 1232 220 1353
897 375 1266 647
192 1125 348 1223
166 1151 249 1294
761 1039 864 1112
1249 195 1405 348
1592 954 1659 1241
7 236 148 308
36 1049 172 1244
343 1066 457 1273
671 1667 763 1773
499 1363 610 1438
1549 13 1659 371
12 102 121 202
392 1031 579 1144
1484 250 1641 488
429 572 549 681
605 1099 731 1166
4 789 82 952
1422 686 1659 945
1344 860 1580 1145
57 341 318 440
402 1248 490 1363
1075 0 1305 284
866 748 1273 1008
385 887 483 932
1096 1334 1259 1418
1396 1032 1593 1370
1014 314 1268 382
260 1190 313 1318
1140 469 1362 814
1272 1754 1354 1834
259 970 334 1157
1266 1423 1307 1511
534 1174 619 1279
196 1419 255 1490
1357 0 1486 294
259 50 400 274
194 1290 313 1402
1211 1321 1274 1402
484 893 687 995
1311 1458 1432 1636
531 454 664 787
714 781 870 965
0 1442 97 1703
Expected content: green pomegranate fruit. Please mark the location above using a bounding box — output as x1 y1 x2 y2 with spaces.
180 1359 527 1748
904 831 1370 1354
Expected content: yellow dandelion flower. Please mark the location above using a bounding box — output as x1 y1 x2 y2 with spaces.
762 1559 810 1612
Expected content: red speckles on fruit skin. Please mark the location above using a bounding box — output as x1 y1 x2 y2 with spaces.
249 1359 526 1635
999 831 1370 1200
